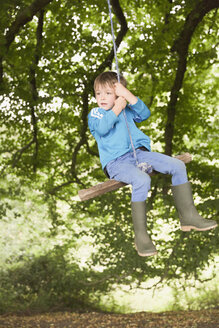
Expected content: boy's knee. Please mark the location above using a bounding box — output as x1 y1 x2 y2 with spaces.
134 172 151 190
172 158 187 174
132 173 151 202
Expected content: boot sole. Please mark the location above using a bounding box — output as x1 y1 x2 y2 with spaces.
181 223 218 232
135 243 157 257
138 251 158 257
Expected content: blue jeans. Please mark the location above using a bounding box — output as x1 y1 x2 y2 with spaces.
106 150 188 202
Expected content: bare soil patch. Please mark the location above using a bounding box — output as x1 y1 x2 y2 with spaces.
0 309 218 328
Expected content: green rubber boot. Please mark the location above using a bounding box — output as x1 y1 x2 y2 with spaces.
172 182 218 231
131 201 157 257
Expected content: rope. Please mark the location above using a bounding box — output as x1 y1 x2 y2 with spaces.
107 0 120 83
106 0 137 163
106 0 152 174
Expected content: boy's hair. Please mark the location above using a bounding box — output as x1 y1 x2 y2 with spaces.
94 71 127 90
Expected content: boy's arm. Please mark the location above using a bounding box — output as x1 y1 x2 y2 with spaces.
129 98 151 122
88 108 119 136
114 82 150 122
88 97 126 136
112 96 127 116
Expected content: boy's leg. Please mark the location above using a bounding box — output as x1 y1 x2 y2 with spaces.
137 150 217 231
131 201 157 256
106 152 151 201
172 182 217 231
106 152 157 256
136 150 188 186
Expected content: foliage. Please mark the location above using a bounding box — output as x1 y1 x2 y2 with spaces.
0 0 218 313
0 246 106 314
170 279 219 311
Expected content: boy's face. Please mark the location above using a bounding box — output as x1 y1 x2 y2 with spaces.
95 83 116 110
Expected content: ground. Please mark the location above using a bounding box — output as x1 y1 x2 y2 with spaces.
0 309 218 328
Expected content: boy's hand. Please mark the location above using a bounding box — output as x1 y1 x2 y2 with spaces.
114 83 127 98
112 96 126 116
114 82 138 105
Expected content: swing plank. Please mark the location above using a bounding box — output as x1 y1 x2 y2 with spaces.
78 153 192 201
78 179 127 201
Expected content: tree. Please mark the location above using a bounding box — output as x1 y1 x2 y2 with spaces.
0 0 218 311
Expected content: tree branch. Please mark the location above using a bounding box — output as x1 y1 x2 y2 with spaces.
0 0 54 86
29 10 44 172
11 10 45 171
70 84 89 180
97 0 128 73
85 140 99 157
48 84 89 195
164 0 173 26
164 0 219 156
48 180 76 195
12 139 35 168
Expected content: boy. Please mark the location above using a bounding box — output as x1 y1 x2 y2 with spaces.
88 71 217 257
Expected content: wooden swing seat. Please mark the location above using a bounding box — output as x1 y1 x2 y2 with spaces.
78 153 192 201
